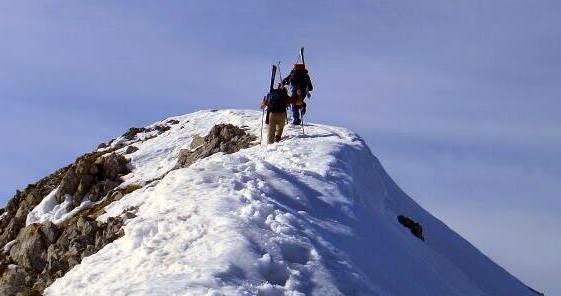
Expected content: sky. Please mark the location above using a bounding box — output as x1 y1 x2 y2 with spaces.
0 0 559 294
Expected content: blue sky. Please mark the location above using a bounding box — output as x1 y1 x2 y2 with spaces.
1 1 559 294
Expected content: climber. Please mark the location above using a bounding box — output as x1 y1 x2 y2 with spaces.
281 63 313 125
260 85 292 144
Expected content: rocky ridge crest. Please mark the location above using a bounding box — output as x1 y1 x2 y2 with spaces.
0 120 257 295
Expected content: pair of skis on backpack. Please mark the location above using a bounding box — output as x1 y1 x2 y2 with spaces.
265 47 308 133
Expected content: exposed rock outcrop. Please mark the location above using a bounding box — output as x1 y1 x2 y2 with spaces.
9 224 48 272
96 142 108 149
0 265 27 296
0 167 69 249
0 120 260 295
121 122 175 142
0 147 133 295
175 124 257 169
123 127 147 141
397 215 424 241
56 152 129 207
0 211 131 295
125 146 139 154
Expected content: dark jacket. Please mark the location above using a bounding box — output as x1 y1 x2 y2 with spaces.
261 87 292 113
282 69 313 92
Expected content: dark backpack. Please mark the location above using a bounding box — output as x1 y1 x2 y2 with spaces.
267 89 287 113
290 68 310 89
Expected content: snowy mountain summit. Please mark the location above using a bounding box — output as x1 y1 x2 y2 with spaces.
0 110 540 295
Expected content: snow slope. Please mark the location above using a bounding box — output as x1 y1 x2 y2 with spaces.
42 110 534 295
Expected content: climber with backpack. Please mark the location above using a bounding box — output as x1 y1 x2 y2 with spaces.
282 48 313 125
260 84 292 144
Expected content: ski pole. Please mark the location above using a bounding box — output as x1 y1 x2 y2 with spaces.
300 108 305 136
260 108 265 145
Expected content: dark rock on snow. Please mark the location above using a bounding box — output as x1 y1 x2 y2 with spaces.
122 127 147 140
56 152 129 207
122 123 173 142
125 145 139 154
397 215 425 241
175 124 257 169
154 124 170 133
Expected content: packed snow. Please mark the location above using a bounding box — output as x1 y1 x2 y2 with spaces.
26 188 94 226
40 110 533 295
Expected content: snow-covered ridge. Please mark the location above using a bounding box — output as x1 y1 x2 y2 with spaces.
39 109 535 295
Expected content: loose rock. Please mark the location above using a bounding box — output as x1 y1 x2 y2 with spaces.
57 152 129 208
9 224 48 272
175 124 256 169
397 215 424 241
125 146 139 154
122 127 147 140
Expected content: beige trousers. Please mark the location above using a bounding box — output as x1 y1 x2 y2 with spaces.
268 112 286 144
